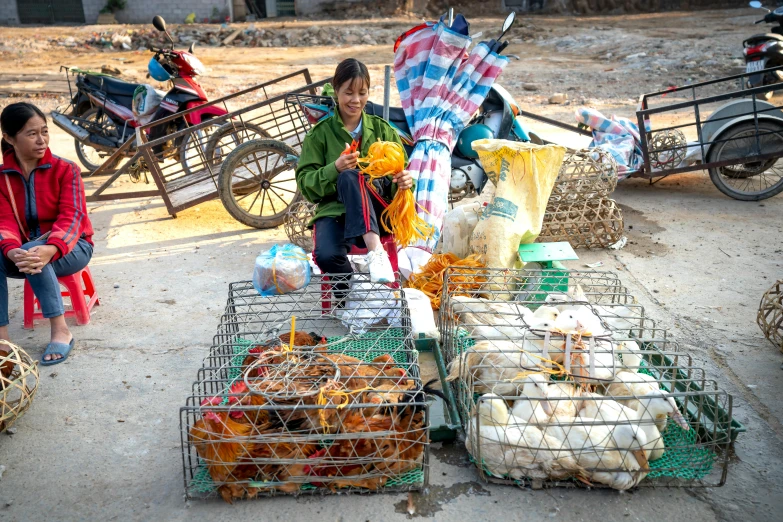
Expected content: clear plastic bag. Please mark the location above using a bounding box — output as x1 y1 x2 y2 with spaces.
252 244 311 296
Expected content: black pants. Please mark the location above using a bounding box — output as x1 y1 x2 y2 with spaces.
313 169 391 297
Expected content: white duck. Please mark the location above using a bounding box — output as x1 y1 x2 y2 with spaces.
605 371 685 431
579 392 639 426
633 390 689 460
470 395 583 481
613 338 644 372
511 373 554 424
545 380 583 419
544 419 650 490
446 340 540 395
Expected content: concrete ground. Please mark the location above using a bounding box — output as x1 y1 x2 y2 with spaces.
1 8 782 521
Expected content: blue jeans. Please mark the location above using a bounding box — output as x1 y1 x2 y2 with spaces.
0 238 93 326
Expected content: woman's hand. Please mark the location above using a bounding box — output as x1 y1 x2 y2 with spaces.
335 151 359 173
393 170 413 191
12 245 58 275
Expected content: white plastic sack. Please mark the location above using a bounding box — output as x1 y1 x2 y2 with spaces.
440 201 483 258
338 274 402 334
397 248 432 281
132 84 164 125
403 288 439 340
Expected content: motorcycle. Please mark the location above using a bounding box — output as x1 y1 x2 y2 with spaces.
744 1 783 99
297 12 539 203
51 15 227 174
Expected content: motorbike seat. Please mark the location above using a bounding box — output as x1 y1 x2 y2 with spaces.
745 33 783 45
84 74 140 98
365 102 410 133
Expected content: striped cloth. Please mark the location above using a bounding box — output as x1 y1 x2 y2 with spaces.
394 21 508 251
575 107 644 179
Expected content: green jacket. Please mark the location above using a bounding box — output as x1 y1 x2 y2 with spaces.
295 110 411 225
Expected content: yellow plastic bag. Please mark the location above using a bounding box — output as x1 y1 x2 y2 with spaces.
469 139 566 269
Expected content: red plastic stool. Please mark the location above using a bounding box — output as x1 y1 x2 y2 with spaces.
321 236 399 314
23 266 99 329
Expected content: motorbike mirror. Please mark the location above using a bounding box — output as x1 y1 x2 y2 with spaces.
500 12 516 39
749 1 763 7
188 42 196 54
152 16 166 32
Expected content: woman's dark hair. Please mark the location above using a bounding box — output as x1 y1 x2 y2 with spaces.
332 58 370 93
1 102 47 155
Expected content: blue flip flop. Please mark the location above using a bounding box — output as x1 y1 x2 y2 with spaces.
41 338 75 366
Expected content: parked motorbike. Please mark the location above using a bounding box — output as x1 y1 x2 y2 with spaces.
51 15 227 174
298 13 539 203
744 1 783 99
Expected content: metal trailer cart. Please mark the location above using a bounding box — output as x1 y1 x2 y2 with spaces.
517 66 783 201
84 69 328 227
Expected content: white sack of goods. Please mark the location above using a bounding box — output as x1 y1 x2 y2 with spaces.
469 140 566 269
132 84 164 125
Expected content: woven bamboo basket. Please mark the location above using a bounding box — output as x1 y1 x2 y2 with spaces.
0 340 39 433
283 201 316 252
649 129 687 170
757 280 783 351
549 148 618 205
539 198 625 249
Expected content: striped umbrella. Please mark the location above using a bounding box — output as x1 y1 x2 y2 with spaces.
394 16 508 254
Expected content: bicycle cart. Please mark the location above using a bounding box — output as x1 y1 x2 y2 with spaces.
85 69 328 225
518 66 783 201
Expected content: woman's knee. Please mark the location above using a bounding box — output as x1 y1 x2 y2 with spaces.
336 169 361 188
313 243 347 272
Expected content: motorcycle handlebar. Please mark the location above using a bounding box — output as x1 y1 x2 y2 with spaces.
755 19 765 24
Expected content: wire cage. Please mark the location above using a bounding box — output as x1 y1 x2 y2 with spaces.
548 148 618 205
438 268 732 489
180 273 431 501
757 279 783 352
0 340 39 433
465 352 733 489
539 198 625 249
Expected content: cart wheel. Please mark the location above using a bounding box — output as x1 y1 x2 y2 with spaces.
74 107 121 175
218 139 301 229
707 121 783 201
203 122 270 167
177 115 221 177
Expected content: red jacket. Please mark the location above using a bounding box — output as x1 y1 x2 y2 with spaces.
0 148 93 260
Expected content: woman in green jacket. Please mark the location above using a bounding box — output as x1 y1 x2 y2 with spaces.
295 59 412 285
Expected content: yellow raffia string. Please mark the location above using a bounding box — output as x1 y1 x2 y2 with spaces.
285 316 296 352
315 383 379 433
358 140 435 246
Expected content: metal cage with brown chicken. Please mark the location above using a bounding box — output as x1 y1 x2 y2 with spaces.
180 272 433 501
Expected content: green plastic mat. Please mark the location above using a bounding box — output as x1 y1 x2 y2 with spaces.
453 329 715 482
188 329 422 495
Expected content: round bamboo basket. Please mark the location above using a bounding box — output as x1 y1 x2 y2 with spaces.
757 280 783 352
649 129 687 170
283 201 316 252
0 340 39 433
539 198 625 249
549 148 618 205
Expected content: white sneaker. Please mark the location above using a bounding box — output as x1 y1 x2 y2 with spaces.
366 247 395 284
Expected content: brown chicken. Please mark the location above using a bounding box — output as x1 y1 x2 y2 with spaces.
190 410 254 484
1 347 15 383
279 331 324 348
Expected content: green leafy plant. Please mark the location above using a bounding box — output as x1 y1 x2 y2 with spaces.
100 0 127 14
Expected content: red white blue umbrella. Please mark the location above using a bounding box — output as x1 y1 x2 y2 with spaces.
394 15 508 254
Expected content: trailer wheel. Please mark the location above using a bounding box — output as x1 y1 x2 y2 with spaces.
707 121 783 201
218 139 301 229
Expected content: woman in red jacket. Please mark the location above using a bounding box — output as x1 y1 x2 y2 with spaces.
0 103 94 365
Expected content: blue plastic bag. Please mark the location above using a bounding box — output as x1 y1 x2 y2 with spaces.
252 244 311 296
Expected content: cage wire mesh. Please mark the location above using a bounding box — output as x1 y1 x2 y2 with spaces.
438 268 732 488
181 273 430 501
548 148 618 205
284 201 316 252
539 198 625 249
757 279 783 352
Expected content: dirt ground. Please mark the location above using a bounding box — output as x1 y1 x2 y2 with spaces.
1 7 782 522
